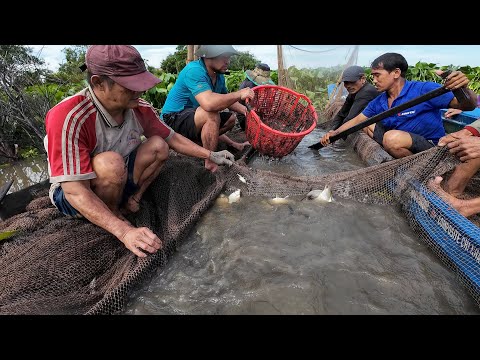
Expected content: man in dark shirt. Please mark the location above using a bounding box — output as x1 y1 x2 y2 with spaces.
330 65 380 131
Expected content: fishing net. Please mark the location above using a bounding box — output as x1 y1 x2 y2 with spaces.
1 46 479 314
277 45 359 124
1 137 479 314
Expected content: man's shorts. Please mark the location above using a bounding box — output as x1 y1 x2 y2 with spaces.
372 122 435 154
162 108 234 141
50 148 139 218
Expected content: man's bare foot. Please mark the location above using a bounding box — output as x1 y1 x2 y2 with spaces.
205 158 218 172
427 176 475 217
231 141 250 152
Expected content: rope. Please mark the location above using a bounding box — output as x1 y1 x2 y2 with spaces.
286 45 348 53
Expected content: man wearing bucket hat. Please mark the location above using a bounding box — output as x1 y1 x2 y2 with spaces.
243 63 275 88
161 45 255 171
237 63 275 130
329 65 380 132
44 45 235 258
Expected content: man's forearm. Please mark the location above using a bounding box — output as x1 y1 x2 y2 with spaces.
330 115 343 130
460 88 478 110
203 92 244 112
228 101 247 115
167 133 210 159
334 113 367 134
64 186 132 239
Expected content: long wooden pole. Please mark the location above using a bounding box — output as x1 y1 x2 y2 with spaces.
187 45 194 64
277 45 286 87
308 85 451 150
194 45 200 61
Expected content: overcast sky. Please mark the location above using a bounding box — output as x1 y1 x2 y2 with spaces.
28 45 480 72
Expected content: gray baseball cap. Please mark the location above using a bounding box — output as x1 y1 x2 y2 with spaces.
341 65 365 82
195 45 240 59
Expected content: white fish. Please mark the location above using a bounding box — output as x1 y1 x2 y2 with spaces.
306 185 333 203
228 189 241 203
215 193 229 206
267 195 291 205
237 174 247 184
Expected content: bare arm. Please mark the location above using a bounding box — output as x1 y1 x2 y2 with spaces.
228 101 248 116
166 132 210 159
438 119 480 147
444 108 463 118
445 136 480 162
334 112 368 134
61 180 162 257
195 88 254 113
320 112 368 146
166 133 235 168
437 70 477 111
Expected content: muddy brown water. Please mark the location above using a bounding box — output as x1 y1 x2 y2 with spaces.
123 128 480 315
1 132 478 314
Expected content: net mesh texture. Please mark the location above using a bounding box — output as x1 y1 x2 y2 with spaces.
1 45 479 314
1 140 479 314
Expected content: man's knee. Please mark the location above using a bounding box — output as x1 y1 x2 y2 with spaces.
92 151 127 185
382 131 406 151
142 136 169 162
196 108 220 128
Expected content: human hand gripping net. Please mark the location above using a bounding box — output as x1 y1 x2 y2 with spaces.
209 150 235 166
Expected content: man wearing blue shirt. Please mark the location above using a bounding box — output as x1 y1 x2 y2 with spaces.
320 52 477 158
161 45 255 171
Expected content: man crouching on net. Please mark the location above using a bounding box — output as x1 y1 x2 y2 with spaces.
161 45 254 172
320 52 477 158
44 45 234 257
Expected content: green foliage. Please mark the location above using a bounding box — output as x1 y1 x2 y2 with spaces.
160 47 260 74
228 51 259 71
19 147 39 159
271 71 278 84
406 61 443 82
25 82 85 108
161 45 188 74
291 62 480 112
458 65 480 93
0 230 19 242
225 70 245 92
55 45 88 84
285 65 344 110
0 45 52 151
142 72 178 111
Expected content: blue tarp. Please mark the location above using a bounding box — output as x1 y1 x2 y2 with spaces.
327 83 347 99
440 107 480 127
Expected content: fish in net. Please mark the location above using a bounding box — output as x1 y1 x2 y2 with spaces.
1 136 479 314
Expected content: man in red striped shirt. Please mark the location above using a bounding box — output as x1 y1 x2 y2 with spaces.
44 45 234 257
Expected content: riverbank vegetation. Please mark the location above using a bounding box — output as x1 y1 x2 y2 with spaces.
1 45 479 162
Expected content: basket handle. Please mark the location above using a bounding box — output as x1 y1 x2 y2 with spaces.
245 101 253 113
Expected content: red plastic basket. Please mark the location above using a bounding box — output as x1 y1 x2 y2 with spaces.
245 85 317 158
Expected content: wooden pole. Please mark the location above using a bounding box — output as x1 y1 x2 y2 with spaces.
187 45 194 64
193 45 200 61
277 45 285 87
